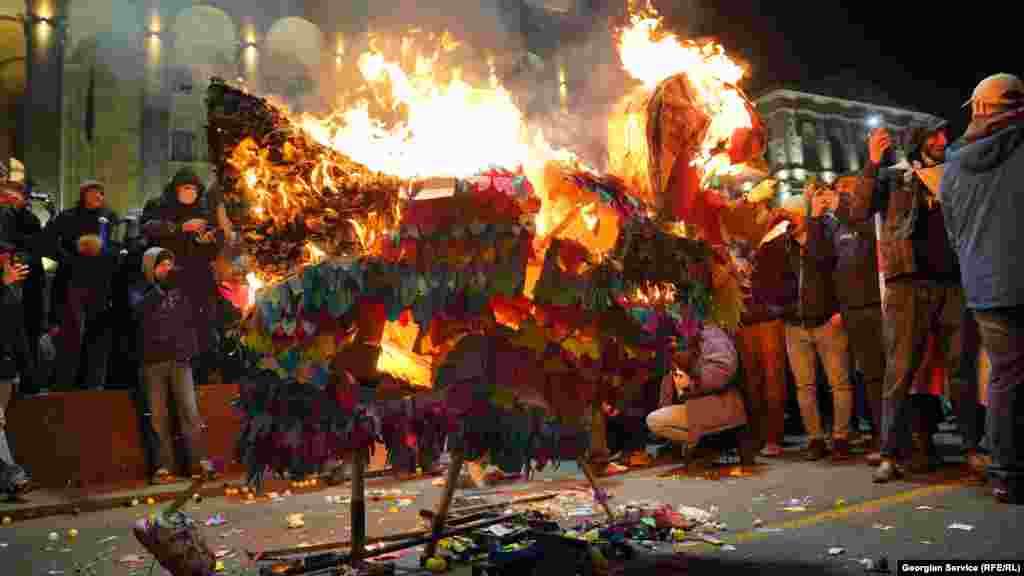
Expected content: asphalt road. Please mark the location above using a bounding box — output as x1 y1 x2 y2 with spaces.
2 445 1022 576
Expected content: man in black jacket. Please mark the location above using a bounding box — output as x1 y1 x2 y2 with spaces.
813 178 887 460
0 181 43 393
778 193 855 462
40 180 120 390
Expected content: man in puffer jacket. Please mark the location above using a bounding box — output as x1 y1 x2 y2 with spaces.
941 73 1024 504
131 247 213 484
141 169 225 386
839 117 964 483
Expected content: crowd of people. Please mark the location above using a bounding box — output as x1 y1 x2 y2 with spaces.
0 74 1020 506
0 166 241 494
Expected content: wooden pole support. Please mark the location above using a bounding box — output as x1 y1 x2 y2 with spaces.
422 449 464 560
349 448 368 562
578 458 615 521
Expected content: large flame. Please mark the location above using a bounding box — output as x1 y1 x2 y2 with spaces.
233 5 756 286
611 5 755 190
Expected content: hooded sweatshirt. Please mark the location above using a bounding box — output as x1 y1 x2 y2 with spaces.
940 106 1024 310
140 168 224 298
130 247 198 364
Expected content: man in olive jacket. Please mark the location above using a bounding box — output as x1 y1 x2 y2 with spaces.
941 73 1024 504
838 118 964 483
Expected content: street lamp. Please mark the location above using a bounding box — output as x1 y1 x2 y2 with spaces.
867 115 882 128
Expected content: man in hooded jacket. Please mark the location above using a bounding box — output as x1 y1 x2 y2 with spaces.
141 168 225 389
839 117 965 483
40 181 120 390
941 73 1024 504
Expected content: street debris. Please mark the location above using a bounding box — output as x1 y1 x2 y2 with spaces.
828 547 845 556
948 523 975 531
872 523 894 531
286 513 305 529
205 514 227 526
118 554 148 568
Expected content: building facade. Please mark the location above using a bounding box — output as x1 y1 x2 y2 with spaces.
0 0 617 217
753 88 943 200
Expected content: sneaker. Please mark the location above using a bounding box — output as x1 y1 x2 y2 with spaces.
0 463 34 497
872 460 904 483
831 438 851 463
967 451 991 477
151 468 177 486
805 438 827 461
760 443 783 457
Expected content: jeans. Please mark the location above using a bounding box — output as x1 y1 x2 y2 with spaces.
959 308 984 450
880 280 963 458
973 307 1024 488
646 405 691 443
843 305 886 435
785 319 854 441
142 360 205 473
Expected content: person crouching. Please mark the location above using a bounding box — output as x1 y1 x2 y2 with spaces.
132 247 213 484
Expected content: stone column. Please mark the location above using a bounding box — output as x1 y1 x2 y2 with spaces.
816 119 832 175
139 2 168 205
238 18 260 92
22 0 67 206
783 109 803 169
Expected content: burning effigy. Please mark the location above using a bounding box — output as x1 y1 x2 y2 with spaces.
208 3 778 504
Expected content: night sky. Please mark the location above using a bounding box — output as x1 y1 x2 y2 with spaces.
660 2 1019 137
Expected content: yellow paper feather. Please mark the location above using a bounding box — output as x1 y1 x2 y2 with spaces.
745 178 778 204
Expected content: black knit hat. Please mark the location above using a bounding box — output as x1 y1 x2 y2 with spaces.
170 167 203 191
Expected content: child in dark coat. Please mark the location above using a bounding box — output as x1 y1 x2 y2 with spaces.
132 247 213 484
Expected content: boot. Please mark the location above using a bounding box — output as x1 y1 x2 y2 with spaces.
873 459 904 483
0 461 35 497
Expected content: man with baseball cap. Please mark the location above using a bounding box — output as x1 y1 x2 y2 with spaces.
941 73 1024 504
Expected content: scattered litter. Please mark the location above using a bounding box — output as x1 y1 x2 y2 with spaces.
97 536 118 544
1 517 10 525
782 506 807 512
752 518 763 527
673 542 699 552
872 524 894 531
286 514 305 529
205 514 227 527
948 523 974 531
921 540 933 545
118 554 148 568
215 548 234 559
755 528 783 534
835 498 847 507
915 505 935 510
676 506 714 523
66 529 78 540
0 542 7 548
721 544 737 551
859 558 875 570
828 547 845 556
48 532 60 543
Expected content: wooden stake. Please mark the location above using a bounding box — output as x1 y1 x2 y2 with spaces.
578 458 615 521
349 448 368 562
423 449 464 560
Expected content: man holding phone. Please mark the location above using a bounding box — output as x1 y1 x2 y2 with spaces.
836 118 964 483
